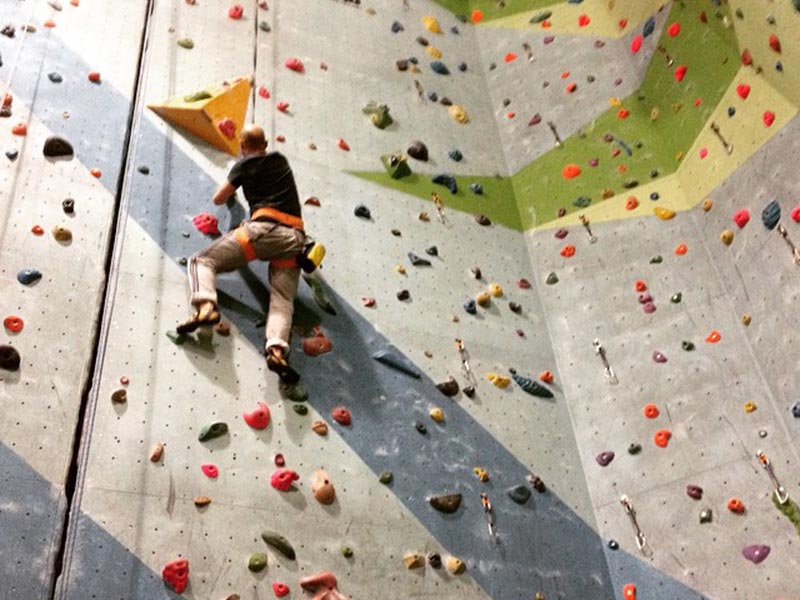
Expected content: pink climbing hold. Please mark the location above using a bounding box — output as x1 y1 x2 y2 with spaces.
285 57 305 72
733 209 750 228
303 326 333 356
674 65 688 82
277 101 290 112
258 86 270 99
193 213 220 236
331 406 352 426
699 147 708 159
272 582 290 597
270 468 299 491
218 117 236 139
791 206 800 222
300 571 346 600
201 464 219 478
243 402 271 429
630 34 643 54
763 111 776 127
736 84 750 99
667 22 681 37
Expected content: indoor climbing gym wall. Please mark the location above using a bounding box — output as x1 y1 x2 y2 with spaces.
1 1 799 600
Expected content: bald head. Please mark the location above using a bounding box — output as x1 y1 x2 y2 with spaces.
241 124 267 153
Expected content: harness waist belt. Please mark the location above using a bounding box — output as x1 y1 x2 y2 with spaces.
233 225 299 269
250 206 304 231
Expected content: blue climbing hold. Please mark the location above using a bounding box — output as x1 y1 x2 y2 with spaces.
510 370 554 398
391 21 404 33
430 61 450 75
464 299 477 315
17 269 42 285
643 15 656 38
469 183 483 195
432 173 458 194
372 347 421 378
762 200 781 231
448 149 463 162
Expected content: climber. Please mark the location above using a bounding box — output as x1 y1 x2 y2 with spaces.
177 124 305 385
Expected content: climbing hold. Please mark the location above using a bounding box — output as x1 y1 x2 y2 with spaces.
446 556 466 575
699 508 713 524
744 402 757 413
391 21 404 33
448 149 463 162
652 351 667 363
403 552 425 569
331 407 351 426
508 485 531 505
415 421 427 434
3 316 23 333
720 230 734 245
436 377 459 397
311 469 336 505
397 289 410 301
162 559 189 594
43 136 74 158
379 471 393 485
408 252 431 267
728 498 745 513
272 583 290 597
337 137 350 151
473 467 489 482
622 584 637 600
426 46 442 59
430 408 444 423
762 200 781 230
198 422 228 442
17 269 42 285
675 244 688 256
628 443 642 455
529 475 546 493
630 34 643 54
354 204 371 219
62 198 75 214
682 341 695 351
406 141 428 161
742 314 752 326
668 22 681 37
650 256 663 264
463 386 475 398
193 213 220 236
11 123 27 136
474 214 491 226
578 14 591 27
643 404 659 419
448 104 469 124
763 111 776 127
464 299 477 314
626 197 639 210
430 61 450 75
270 469 299 491
733 209 750 228
0 346 21 372
671 293 682 304
149 442 164 463
88 71 101 83
634 280 647 292
643 15 656 37
432 173 457 194
52 226 72 243
261 531 296 560
243 403 270 429
562 164 581 179
248 553 268 572
742 544 770 564
674 65 688 82
201 464 219 478
111 389 127 404
509 302 522 314
705 331 721 344
486 372 511 388
608 540 619 551
736 84 750 100
193 496 211 508
686 485 703 500
430 494 462 514
769 34 781 53
284 57 304 73
546 272 558 285
596 451 615 467
372 348 421 378
303 327 333 356
560 245 576 258
654 430 671 447
510 370 553 398
654 207 675 220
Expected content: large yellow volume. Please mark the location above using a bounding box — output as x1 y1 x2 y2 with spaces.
148 77 251 156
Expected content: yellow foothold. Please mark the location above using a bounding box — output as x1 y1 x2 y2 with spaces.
429 408 444 423
650 106 660 121
702 198 714 212
425 46 442 59
744 402 757 413
422 16 442 33
473 467 489 482
448 104 469 124
608 97 622 107
395 265 406 275
742 313 752 326
720 229 734 245
486 372 511 388
403 552 425 569
476 291 491 307
445 556 466 575
488 283 503 297
654 207 676 220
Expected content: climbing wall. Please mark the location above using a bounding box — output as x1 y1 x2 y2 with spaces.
2 1 800 600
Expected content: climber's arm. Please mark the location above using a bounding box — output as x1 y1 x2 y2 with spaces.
212 180 237 206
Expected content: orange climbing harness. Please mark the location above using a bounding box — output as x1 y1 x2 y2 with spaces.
232 207 304 268
251 206 305 231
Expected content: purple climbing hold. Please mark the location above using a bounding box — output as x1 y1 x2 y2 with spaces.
596 451 615 467
528 114 542 126
686 484 703 500
554 229 568 239
652 351 667 363
543 36 555 45
589 158 599 167
614 78 623 86
742 545 770 564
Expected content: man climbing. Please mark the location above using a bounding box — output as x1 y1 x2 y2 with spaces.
178 124 305 385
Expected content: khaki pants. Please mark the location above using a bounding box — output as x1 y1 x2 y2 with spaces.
187 221 305 351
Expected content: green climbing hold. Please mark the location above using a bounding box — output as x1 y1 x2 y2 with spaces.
177 38 194 49
363 101 393 129
381 153 411 179
198 422 228 442
183 90 212 102
650 255 663 264
293 404 308 415
794 0 800 12
529 10 552 23
261 531 297 560
546 272 558 285
379 471 394 484
303 273 337 315
259 20 271 32
341 545 354 558
671 293 682 304
573 196 591 208
248 552 268 572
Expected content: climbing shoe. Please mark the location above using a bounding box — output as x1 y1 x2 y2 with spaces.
266 348 301 385
176 306 220 335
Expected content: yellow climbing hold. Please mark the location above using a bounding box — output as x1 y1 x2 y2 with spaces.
449 104 469 124
473 467 489 482
654 207 676 220
429 408 444 423
395 265 407 275
650 106 660 121
720 229 734 245
675 150 685 162
702 198 714 212
488 283 503 297
422 16 442 33
426 46 442 59
476 291 491 307
608 97 622 107
744 402 757 413
446 556 466 575
486 372 511 388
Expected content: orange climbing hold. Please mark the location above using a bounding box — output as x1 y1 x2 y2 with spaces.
565 82 577 93
634 280 647 292
3 316 24 333
622 584 637 600
654 429 671 448
727 498 745 513
539 371 554 384
11 123 27 136
504 53 518 63
643 404 659 419
2 93 11 107
705 330 721 343
560 245 576 258
541 20 551 29
560 71 571 79
674 243 688 256
44 20 56 28
471 9 484 23
90 168 102 178
625 197 639 211
562 164 581 179
88 71 101 83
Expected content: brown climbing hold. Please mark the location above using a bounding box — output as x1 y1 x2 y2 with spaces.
193 496 212 507
52 225 72 243
702 198 713 212
744 402 757 413
311 469 336 505
149 442 164 463
436 377 459 397
111 389 127 404
720 230 734 245
311 420 329 435
403 552 425 569
331 406 351 426
446 556 466 575
429 493 461 513
742 314 752 326
476 291 491 307
654 429 671 448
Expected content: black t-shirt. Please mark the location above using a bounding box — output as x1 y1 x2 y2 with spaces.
227 152 301 218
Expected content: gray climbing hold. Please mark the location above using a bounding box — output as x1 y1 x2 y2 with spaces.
415 420 427 434
354 204 371 219
48 72 63 83
792 402 800 418
432 173 457 194
436 377 459 397
261 531 296 560
428 552 442 568
427 91 438 102
608 540 619 550
700 508 713 523
408 252 431 267
448 149 463 162
762 200 781 230
628 443 642 455
742 544 770 564
6 149 18 161
397 289 410 301
643 15 656 38
429 494 462 514
671 293 682 304
138 165 150 175
407 141 428 161
248 553 268 572
508 485 531 505
510 369 554 398
458 62 467 72
372 347 421 378
0 345 21 371
469 183 483 195
43 136 74 158
17 269 42 285
425 246 438 256
596 451 615 467
430 61 450 75
259 20 270 32
198 422 228 442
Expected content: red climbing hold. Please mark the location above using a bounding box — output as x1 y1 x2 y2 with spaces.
258 86 270 99
337 138 350 151
31 225 44 235
540 371 554 384
618 19 628 29
562 164 581 179
217 118 236 139
285 57 304 72
763 111 775 127
694 97 702 107
630 34 643 54
201 464 219 478
736 84 750 99
192 212 220 236
272 582 290 597
11 123 27 136
228 4 244 19
733 209 750 228
162 559 189 594
643 404 659 419
274 453 285 467
667 22 681 37
617 109 630 119
471 9 484 23
243 402 271 430
675 243 688 256
276 101 290 113
674 65 688 82
578 14 591 27
3 316 24 333
705 330 721 343
699 11 708 23
791 206 800 222
504 53 517 63
88 71 101 83
727 498 745 513
622 584 637 600
270 468 299 491
634 280 647 292
506 112 515 119
654 429 671 448
741 49 753 66
626 197 639 211
276 134 286 142
303 326 333 356
2 93 12 107
769 34 781 54
331 406 351 426
560 245 576 258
